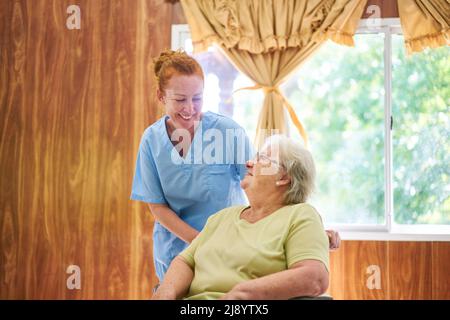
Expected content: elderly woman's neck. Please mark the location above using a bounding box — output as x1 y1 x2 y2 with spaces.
247 193 286 218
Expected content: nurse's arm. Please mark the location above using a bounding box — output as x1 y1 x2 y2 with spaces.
148 203 199 243
151 256 194 300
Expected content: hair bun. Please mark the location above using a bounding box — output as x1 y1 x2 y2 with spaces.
152 49 203 92
154 49 182 76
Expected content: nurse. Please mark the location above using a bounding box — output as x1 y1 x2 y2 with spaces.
130 50 252 281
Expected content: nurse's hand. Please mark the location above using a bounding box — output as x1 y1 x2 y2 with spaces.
326 229 340 251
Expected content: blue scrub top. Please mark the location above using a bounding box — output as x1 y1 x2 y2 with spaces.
130 111 253 281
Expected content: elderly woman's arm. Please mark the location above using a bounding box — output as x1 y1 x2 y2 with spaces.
151 256 194 300
221 260 328 300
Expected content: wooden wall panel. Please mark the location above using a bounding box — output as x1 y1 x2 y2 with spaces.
0 0 171 299
327 241 448 300
362 0 399 18
432 242 450 300
342 241 389 300
388 242 433 300
327 247 345 300
172 1 187 25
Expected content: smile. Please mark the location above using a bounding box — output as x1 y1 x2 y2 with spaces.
179 113 194 120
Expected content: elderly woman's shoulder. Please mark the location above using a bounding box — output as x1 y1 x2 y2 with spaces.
288 203 323 222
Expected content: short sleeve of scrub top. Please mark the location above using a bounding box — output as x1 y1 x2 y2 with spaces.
130 133 167 204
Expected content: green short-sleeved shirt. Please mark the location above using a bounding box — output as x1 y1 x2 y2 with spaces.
179 203 330 300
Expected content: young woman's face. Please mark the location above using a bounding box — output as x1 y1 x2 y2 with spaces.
160 74 204 132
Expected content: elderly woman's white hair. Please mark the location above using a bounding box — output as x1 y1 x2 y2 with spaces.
262 135 316 205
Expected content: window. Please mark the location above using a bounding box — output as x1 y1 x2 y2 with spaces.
391 35 449 228
282 33 386 227
172 19 450 239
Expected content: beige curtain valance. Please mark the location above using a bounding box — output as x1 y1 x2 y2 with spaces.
182 0 367 54
397 0 449 54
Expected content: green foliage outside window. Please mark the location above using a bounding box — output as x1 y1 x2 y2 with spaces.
282 34 449 225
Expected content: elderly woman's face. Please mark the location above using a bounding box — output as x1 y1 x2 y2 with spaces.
240 146 284 193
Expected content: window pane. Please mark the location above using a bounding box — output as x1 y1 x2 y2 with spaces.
282 34 386 224
392 35 450 225
193 47 262 141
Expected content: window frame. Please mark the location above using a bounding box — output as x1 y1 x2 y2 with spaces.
171 19 450 241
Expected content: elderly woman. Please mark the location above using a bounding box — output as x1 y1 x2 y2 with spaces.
152 135 329 300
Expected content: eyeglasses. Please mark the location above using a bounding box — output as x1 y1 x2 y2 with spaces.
254 151 283 168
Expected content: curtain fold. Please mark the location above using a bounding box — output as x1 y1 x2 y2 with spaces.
397 0 450 55
180 0 367 147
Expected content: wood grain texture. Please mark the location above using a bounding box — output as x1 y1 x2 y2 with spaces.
342 241 389 299
362 0 399 18
432 242 450 299
0 0 171 299
171 1 187 24
328 246 345 299
388 242 432 300
326 241 448 300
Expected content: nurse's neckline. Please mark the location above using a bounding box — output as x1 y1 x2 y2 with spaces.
164 112 205 159
165 112 204 139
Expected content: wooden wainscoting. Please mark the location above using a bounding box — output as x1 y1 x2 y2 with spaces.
0 0 169 299
328 241 450 300
432 242 450 299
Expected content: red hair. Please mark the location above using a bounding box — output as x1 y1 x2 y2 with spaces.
153 49 204 93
